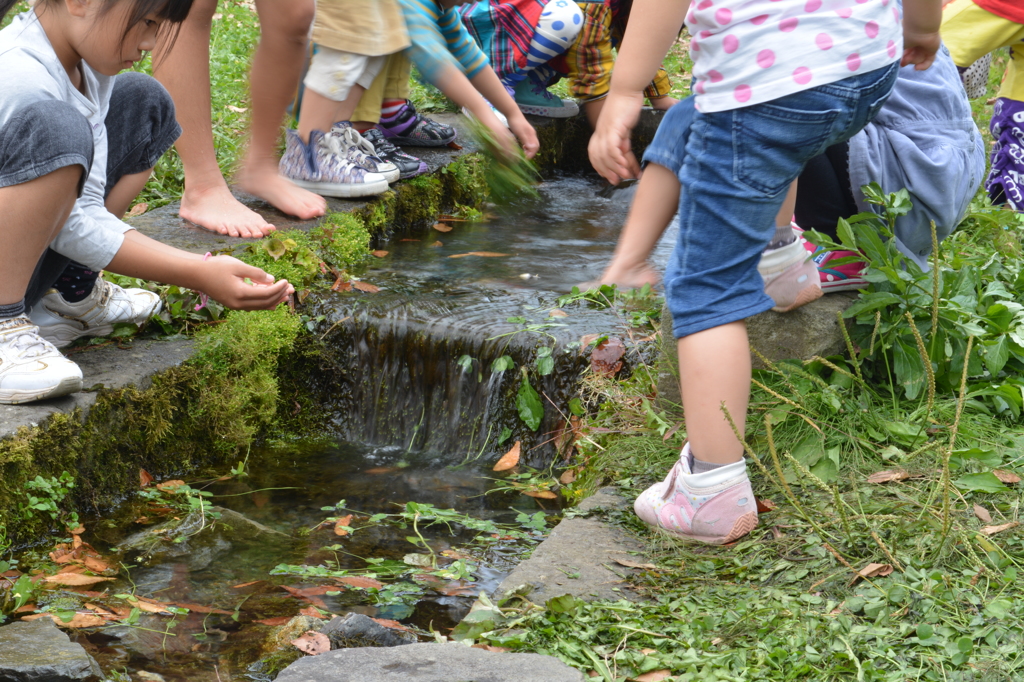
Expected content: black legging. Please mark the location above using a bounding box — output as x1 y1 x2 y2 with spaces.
793 141 859 240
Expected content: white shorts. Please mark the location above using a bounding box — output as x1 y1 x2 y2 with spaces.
303 47 386 102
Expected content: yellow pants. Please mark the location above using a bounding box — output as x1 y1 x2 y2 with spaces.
942 0 1024 100
351 51 413 124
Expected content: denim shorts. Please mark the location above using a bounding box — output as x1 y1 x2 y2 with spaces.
643 62 899 338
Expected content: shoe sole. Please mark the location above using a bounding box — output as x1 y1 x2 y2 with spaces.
291 178 390 198
652 511 759 546
820 279 868 292
771 281 823 313
518 101 580 118
0 374 84 405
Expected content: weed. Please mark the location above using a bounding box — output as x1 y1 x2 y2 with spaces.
20 472 79 530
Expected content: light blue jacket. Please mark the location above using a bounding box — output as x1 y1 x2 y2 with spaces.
848 44 986 269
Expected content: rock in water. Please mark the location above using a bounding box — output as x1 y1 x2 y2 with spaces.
0 619 102 681
275 642 584 682
321 613 417 649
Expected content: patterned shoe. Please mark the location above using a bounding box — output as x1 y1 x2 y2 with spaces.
0 317 83 404
513 73 579 118
813 248 868 292
758 230 822 312
379 100 457 147
633 443 758 545
361 128 428 179
29 278 162 348
327 125 400 183
280 129 389 198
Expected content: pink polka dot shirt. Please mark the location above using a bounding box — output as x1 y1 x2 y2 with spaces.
687 0 903 112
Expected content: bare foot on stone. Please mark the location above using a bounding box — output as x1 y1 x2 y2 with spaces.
179 183 276 239
236 162 326 222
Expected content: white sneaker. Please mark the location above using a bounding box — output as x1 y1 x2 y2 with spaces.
0 317 83 404
327 125 401 183
29 279 162 348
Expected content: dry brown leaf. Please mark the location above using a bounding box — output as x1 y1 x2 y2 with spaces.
256 616 292 626
756 498 777 513
232 580 262 589
331 276 352 292
68 524 85 536
471 644 511 652
523 490 558 499
633 671 673 682
400 238 420 242
334 514 353 537
981 521 1020 536
437 583 478 597
335 576 384 590
614 558 658 570
993 469 1021 484
139 469 154 488
352 281 380 293
126 202 149 218
226 105 247 113
365 467 399 474
447 140 463 150
370 617 411 631
128 598 172 614
24 612 107 628
493 441 521 471
559 469 576 485
171 602 233 615
156 480 186 492
71 535 83 550
866 469 909 484
299 606 325 619
58 564 86 575
850 563 894 585
430 240 443 247
282 585 335 599
82 557 111 573
580 333 601 348
432 222 453 232
591 337 626 377
548 309 569 318
448 251 509 258
372 250 389 258
974 504 993 524
292 631 330 655
42 574 113 587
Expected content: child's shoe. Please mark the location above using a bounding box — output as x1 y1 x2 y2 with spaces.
379 100 457 147
461 101 509 128
280 129 390 198
0 316 83 404
813 248 868 292
513 73 579 118
634 443 758 545
360 128 429 179
328 125 400 183
29 279 162 348
758 233 822 312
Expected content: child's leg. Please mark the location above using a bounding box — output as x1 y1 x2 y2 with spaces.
297 48 383 141
152 0 274 239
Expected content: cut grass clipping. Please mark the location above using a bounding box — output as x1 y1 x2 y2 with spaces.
464 116 540 203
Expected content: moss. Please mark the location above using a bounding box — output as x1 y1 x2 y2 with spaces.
238 230 321 289
393 174 445 228
311 213 372 268
355 191 398 239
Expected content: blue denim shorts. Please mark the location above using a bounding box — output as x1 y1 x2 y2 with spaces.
644 63 899 338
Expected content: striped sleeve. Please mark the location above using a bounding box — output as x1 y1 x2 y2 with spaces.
438 8 488 79
399 0 489 84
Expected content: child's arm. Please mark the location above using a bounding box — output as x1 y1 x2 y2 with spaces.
470 65 539 159
588 0 690 184
106 231 294 310
901 0 942 70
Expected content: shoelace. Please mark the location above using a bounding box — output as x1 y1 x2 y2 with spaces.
323 130 371 167
5 328 52 359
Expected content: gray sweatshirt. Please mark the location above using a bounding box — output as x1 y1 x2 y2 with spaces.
0 11 131 271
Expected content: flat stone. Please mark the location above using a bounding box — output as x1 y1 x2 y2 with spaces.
494 488 645 603
0 618 102 681
321 613 418 649
274 642 585 682
0 338 193 440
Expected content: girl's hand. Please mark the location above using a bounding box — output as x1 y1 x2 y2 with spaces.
588 91 644 184
901 30 941 70
507 113 539 160
198 256 294 310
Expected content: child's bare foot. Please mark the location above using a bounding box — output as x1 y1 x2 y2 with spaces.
580 261 661 291
179 183 276 239
236 161 327 222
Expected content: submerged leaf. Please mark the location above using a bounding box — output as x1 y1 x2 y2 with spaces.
494 442 521 471
432 222 453 232
42 574 113 587
517 370 544 431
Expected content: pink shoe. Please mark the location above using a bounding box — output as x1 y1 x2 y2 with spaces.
813 248 868 292
633 444 758 545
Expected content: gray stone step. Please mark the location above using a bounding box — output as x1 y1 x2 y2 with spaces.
0 618 102 682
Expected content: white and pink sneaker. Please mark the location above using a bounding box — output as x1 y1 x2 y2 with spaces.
633 443 758 545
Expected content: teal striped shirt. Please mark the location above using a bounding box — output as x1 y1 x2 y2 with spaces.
399 0 489 84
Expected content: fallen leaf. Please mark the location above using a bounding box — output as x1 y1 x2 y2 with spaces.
548 309 568 318
335 576 384 590
352 281 380 293
523 490 558 499
850 563 894 585
127 597 173 614
974 504 993 524
633 671 673 682
1 570 21 578
126 202 149 218
437 584 478 597
403 553 434 567
661 422 683 442
472 644 511 652
139 469 154 488
993 469 1021 484
58 564 87 575
756 498 777 513
14 604 36 613
68 524 85 536
371 617 411 631
25 612 107 628
334 514 353 537
400 238 421 242
156 480 186 492
82 557 111 573
448 251 509 258
447 140 463 150
331 276 352 292
372 250 389 258
430 240 443 247
494 441 521 471
590 337 626 377
232 581 262 589
580 334 602 348
433 222 453 232
614 558 658 570
981 522 1020 536
281 585 335 599
226 105 248 113
256 616 292 626
252 491 271 509
171 602 233 615
71 535 83 550
559 469 576 485
291 631 330 656
299 606 324 619
42 574 113 587
866 469 910 484
364 467 399 474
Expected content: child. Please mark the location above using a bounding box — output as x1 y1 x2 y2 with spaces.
941 0 1024 210
279 0 408 197
589 0 940 544
458 0 585 118
0 0 294 405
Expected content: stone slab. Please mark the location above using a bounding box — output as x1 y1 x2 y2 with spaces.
0 618 102 681
494 488 645 604
275 642 585 682
0 338 193 440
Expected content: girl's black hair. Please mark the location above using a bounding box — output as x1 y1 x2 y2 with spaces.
1 0 194 43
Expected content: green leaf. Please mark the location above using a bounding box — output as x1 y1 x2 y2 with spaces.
568 398 585 417
917 623 933 639
836 217 857 251
843 292 901 318
893 338 926 400
457 355 474 372
985 336 1011 376
517 369 544 431
263 238 286 261
984 598 1012 620
953 472 1009 494
491 356 515 372
497 427 512 445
